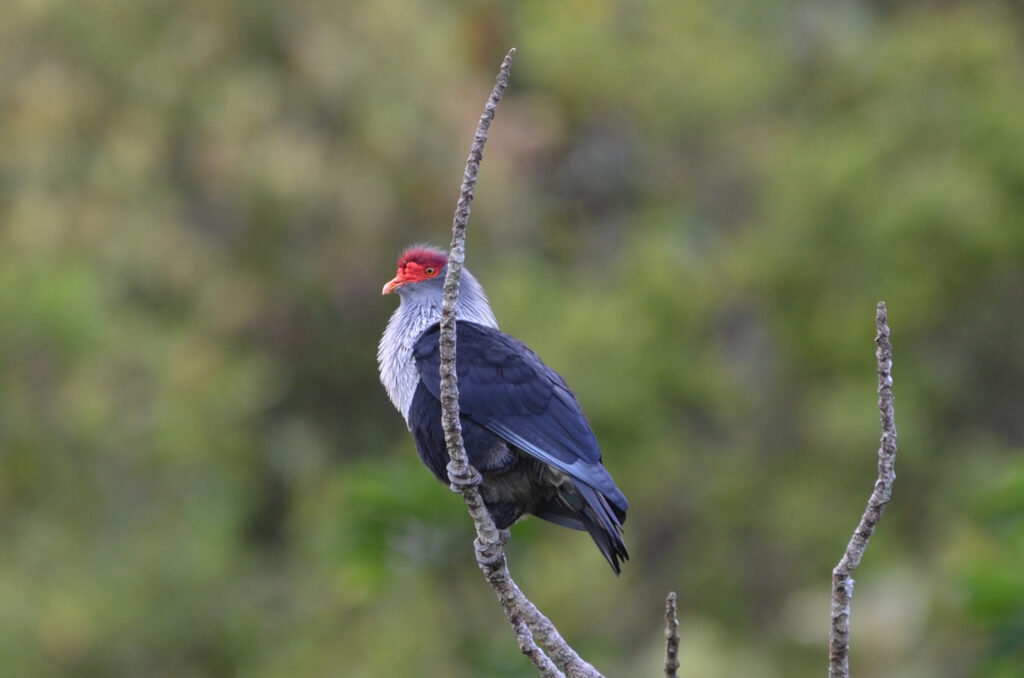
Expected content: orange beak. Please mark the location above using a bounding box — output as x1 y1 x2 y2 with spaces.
382 275 406 295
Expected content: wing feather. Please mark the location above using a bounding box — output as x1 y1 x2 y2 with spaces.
413 321 628 515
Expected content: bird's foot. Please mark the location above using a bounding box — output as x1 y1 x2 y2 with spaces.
474 536 506 570
447 461 481 493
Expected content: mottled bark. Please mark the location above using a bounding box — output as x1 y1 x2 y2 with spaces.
829 302 898 678
664 592 680 678
437 49 603 678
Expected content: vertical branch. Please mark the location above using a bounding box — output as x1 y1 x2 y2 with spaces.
829 302 898 678
437 49 604 678
438 48 516 547
665 592 680 678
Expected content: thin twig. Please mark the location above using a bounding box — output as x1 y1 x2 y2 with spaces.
437 49 603 678
665 592 680 678
829 302 898 678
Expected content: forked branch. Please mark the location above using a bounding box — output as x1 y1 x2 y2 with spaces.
435 50 899 678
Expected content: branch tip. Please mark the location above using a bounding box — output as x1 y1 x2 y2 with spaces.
828 302 898 678
665 592 680 678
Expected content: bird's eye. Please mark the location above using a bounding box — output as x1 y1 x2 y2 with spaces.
425 267 437 275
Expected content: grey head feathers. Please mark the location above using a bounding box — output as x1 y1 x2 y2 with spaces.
378 264 498 420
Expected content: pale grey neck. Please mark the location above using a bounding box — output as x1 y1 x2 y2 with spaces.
378 270 498 421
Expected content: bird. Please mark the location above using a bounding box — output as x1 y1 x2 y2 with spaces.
378 245 628 573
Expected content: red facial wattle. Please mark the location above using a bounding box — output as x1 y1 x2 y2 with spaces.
381 248 447 294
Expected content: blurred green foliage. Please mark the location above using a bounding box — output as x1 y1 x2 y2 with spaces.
1 0 1023 676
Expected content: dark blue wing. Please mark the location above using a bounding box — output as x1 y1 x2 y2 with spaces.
412 321 628 515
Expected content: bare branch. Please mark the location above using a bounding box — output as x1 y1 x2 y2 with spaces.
829 302 898 678
665 592 680 678
437 49 604 678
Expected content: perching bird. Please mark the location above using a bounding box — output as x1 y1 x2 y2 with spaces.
378 245 628 573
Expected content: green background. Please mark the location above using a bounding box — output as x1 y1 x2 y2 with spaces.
2 1 1022 676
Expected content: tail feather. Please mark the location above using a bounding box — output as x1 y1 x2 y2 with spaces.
581 515 628 575
575 483 629 574
534 483 628 574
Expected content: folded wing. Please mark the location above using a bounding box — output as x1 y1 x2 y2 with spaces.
413 321 628 520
